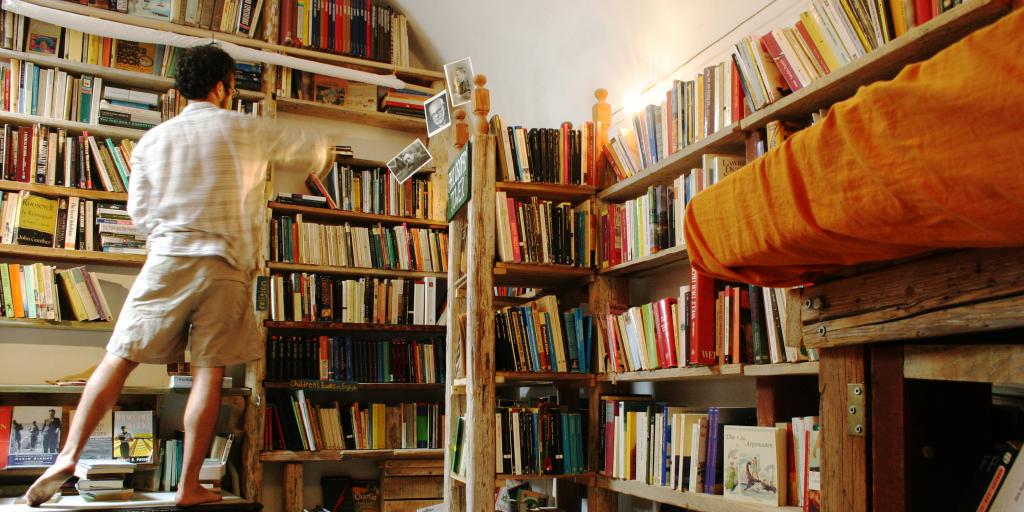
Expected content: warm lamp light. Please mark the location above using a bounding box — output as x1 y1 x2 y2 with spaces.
624 93 645 114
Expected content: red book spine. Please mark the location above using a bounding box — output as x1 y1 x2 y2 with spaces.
795 20 831 75
729 287 741 364
364 0 372 59
319 335 329 380
507 197 522 262
0 406 11 464
655 297 679 368
760 32 802 92
730 59 745 123
615 206 625 266
560 122 571 184
914 0 934 25
689 268 717 365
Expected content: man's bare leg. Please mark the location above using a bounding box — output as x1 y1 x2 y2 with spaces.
26 353 139 506
175 365 224 506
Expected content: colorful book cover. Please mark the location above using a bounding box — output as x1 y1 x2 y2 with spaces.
350 480 379 512
127 0 172 20
26 20 61 55
723 425 788 505
806 426 821 512
313 75 348 106
14 194 58 247
112 41 159 74
6 406 62 467
71 409 112 460
0 406 11 468
112 411 154 463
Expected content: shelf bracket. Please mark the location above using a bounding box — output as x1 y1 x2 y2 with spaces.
846 383 867 436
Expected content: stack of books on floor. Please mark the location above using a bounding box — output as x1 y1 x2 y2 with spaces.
381 89 430 118
74 459 135 502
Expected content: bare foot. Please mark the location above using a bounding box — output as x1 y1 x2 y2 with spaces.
175 484 223 507
25 456 75 507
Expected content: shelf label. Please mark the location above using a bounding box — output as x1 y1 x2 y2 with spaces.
446 142 472 221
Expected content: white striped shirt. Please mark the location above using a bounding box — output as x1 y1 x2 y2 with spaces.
128 102 331 270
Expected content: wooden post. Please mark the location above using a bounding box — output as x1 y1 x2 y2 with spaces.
282 462 303 512
592 89 612 188
463 73 497 512
754 375 819 426
819 346 868 512
426 79 451 221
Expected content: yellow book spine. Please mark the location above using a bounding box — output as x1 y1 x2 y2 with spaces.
800 11 843 72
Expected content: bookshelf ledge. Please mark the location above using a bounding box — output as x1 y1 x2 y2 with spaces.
495 182 597 203
0 318 114 332
268 201 448 230
267 261 447 280
0 180 128 202
0 244 147 266
0 110 146 141
742 361 820 377
0 491 253 511
494 372 596 386
276 98 426 133
598 124 744 203
597 476 801 512
599 245 689 277
492 262 594 288
263 321 446 333
260 448 444 462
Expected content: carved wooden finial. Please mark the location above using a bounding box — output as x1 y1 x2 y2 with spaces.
473 74 490 135
453 108 469 149
593 88 611 145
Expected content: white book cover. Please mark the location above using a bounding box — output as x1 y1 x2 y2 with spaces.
723 425 788 506
688 416 708 492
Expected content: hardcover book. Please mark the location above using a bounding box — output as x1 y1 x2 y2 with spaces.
112 411 154 463
6 406 62 467
722 425 788 506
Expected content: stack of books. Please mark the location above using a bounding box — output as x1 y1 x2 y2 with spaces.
199 459 226 491
99 87 161 131
74 459 135 502
96 202 145 255
380 89 430 118
234 62 263 91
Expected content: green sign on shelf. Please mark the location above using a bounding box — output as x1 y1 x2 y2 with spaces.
446 142 472 221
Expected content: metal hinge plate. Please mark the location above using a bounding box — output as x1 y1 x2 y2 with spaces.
847 383 866 436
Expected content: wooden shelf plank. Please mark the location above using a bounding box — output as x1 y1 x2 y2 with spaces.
495 182 596 204
0 110 146 140
0 384 251 396
263 380 444 391
493 294 542 308
597 476 802 512
449 472 595 488
263 320 446 333
743 361 820 377
598 366 727 383
268 201 447 229
0 318 113 332
260 448 444 462
903 344 1024 385
597 125 744 203
740 0 1012 130
0 48 264 101
599 245 689 277
0 244 146 266
267 261 447 279
0 180 127 202
492 262 593 288
276 98 425 133
495 372 595 386
26 0 443 84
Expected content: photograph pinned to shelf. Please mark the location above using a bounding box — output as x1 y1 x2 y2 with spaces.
424 90 452 137
444 57 475 107
387 139 433 185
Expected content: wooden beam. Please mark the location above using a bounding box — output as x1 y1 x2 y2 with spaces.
283 462 303 512
819 345 868 512
903 343 1024 385
870 345 907 512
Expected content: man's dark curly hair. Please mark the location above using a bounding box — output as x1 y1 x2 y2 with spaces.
174 44 236 100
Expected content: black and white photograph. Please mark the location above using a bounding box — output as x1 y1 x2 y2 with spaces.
424 90 452 137
387 139 433 185
7 406 61 467
444 57 474 107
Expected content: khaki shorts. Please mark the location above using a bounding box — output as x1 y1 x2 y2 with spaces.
107 254 260 367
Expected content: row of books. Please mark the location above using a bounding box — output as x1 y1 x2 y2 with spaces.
277 68 373 110
468 397 586 476
495 194 595 269
270 216 448 273
302 163 436 221
267 272 445 326
156 447 226 494
0 262 112 322
0 407 153 468
0 192 144 254
494 296 596 374
53 0 265 38
278 0 409 65
0 126 136 194
265 335 445 384
492 115 600 186
598 398 819 508
380 88 430 118
265 391 442 451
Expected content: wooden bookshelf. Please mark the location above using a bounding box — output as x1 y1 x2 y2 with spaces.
0 463 158 479
596 476 803 512
0 384 252 396
0 48 265 101
0 244 146 266
450 472 596 488
493 294 542 308
26 0 444 85
0 110 146 140
263 380 445 391
0 180 127 201
740 0 1011 130
599 244 689 277
495 181 597 203
597 365 738 383
742 361 820 377
267 261 447 279
598 124 744 202
902 344 1023 385
268 201 448 229
494 371 596 386
276 97 425 133
0 318 114 331
492 262 593 288
260 448 444 462
264 320 446 333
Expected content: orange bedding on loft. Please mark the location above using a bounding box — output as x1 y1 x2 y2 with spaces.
683 6 1024 288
